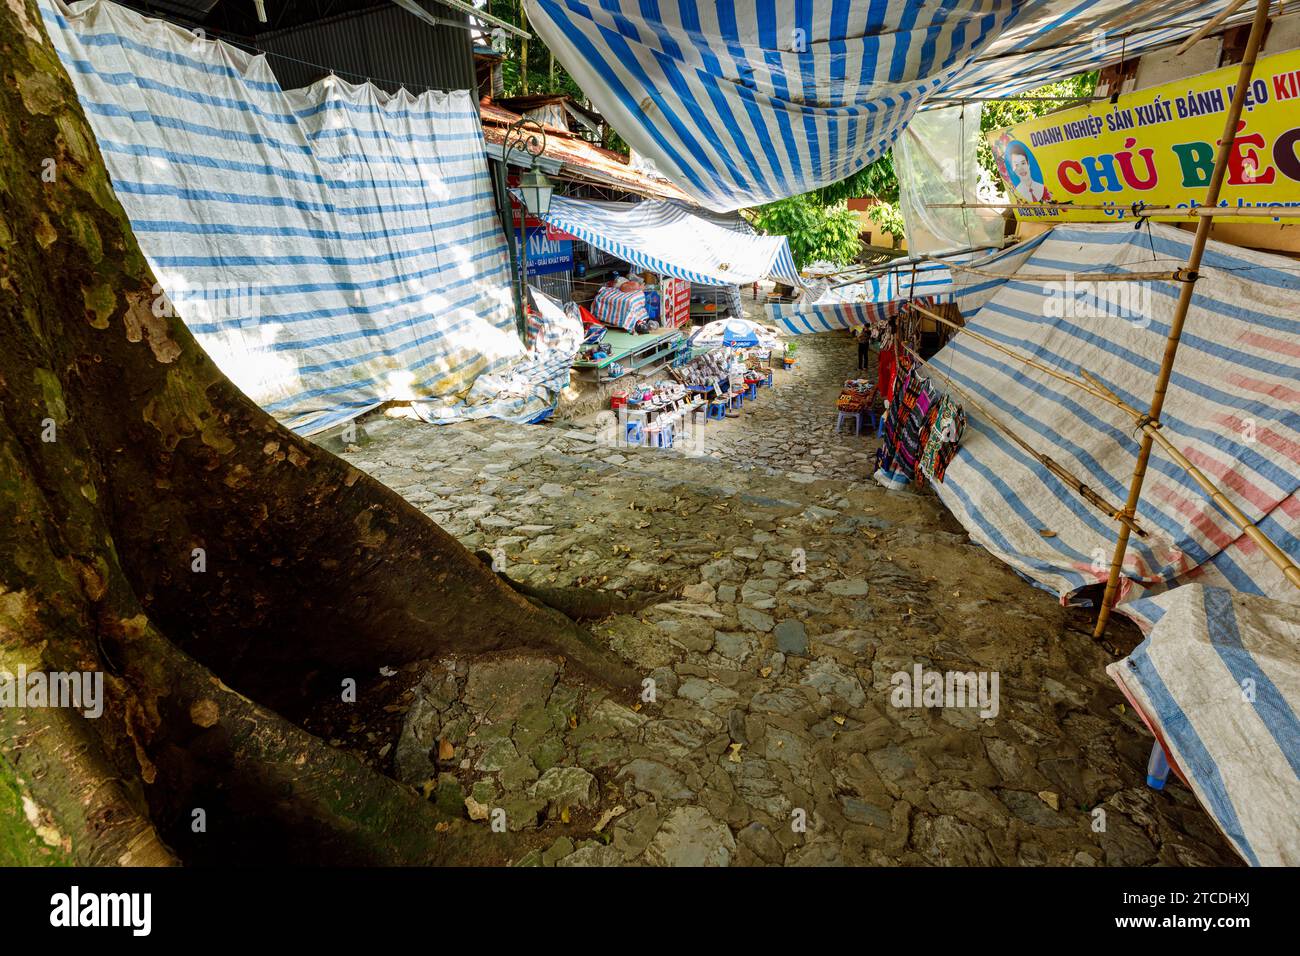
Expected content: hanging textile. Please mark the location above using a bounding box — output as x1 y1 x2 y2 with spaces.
524 1 1253 211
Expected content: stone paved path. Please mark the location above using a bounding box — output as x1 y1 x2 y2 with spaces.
336 333 1239 867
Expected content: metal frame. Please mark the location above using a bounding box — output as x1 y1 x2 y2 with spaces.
502 118 549 341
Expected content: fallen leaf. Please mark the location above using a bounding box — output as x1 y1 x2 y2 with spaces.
759 666 772 678
560 807 571 824
1038 529 1057 538
832 715 846 726
728 742 743 763
437 738 454 761
593 806 627 833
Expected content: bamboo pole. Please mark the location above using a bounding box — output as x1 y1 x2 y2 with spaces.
928 256 1188 284
912 301 1298 587
1094 0 1275 639
901 346 1147 536
1080 372 1300 590
1175 0 1251 56
925 202 1300 218
912 304 1113 404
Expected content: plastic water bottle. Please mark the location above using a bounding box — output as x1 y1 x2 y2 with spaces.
1146 742 1171 790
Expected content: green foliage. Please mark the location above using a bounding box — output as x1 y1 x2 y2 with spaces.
810 153 899 205
752 195 862 269
865 200 905 240
491 0 585 100
978 72 1099 186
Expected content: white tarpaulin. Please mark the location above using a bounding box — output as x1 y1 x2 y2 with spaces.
539 197 802 287
895 104 1005 256
1108 585 1300 867
40 0 565 434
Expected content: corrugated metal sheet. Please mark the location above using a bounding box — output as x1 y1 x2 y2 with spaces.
257 2 475 94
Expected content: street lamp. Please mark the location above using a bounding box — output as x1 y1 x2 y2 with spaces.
502 119 554 337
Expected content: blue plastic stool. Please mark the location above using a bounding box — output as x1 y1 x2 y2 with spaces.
835 411 862 435
708 400 727 421
764 370 774 387
626 421 644 445
731 391 744 409
658 422 674 448
862 408 880 433
746 382 758 400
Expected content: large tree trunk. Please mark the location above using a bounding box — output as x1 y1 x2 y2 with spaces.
0 0 635 865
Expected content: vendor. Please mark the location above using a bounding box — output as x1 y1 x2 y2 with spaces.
855 324 870 370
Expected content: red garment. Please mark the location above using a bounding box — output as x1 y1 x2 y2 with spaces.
872 345 898 405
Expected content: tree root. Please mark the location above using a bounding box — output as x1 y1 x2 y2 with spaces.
473 550 662 620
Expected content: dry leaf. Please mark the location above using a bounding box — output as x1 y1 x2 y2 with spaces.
1038 529 1057 538
832 715 846 726
437 738 454 761
593 805 627 833
728 742 743 763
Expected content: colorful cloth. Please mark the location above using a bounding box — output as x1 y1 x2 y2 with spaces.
875 361 934 484
917 394 965 486
591 286 650 331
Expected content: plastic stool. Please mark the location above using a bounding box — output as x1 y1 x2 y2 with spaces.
862 408 879 434
746 382 758 400
764 370 774 387
659 422 674 448
731 391 743 409
625 421 643 445
836 411 862 435
708 400 727 421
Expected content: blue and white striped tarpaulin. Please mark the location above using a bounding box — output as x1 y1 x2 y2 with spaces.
1107 585 1300 867
42 0 533 435
767 298 933 335
525 1 1254 210
766 249 996 333
539 197 801 286
929 222 1300 609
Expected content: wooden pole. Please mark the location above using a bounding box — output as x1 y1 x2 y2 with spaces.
912 300 1299 588
924 202 1300 219
928 256 1187 284
901 346 1147 536
1080 372 1300 590
519 3 529 95
1175 0 1252 56
1093 0 1275 639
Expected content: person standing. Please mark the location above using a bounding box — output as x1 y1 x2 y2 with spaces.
856 324 870 370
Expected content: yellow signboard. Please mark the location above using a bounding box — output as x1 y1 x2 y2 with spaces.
987 48 1300 223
